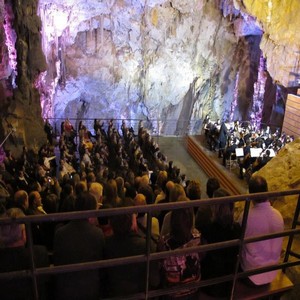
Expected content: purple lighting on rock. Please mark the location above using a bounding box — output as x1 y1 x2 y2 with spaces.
3 3 17 88
250 54 267 130
230 71 239 122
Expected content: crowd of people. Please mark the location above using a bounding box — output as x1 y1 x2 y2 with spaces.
0 118 284 300
202 116 294 179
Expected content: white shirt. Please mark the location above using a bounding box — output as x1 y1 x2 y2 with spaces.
239 201 284 285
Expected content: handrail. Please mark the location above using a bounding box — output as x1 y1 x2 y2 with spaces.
1 189 299 225
1 189 300 300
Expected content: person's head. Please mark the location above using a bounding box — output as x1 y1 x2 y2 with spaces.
211 188 234 226
248 175 268 203
206 177 220 198
169 183 186 202
134 193 146 207
28 191 42 208
74 191 97 211
0 208 26 247
138 184 154 205
124 183 137 198
156 171 168 188
186 180 201 200
75 181 87 197
170 196 193 244
140 174 149 186
105 179 119 206
14 190 29 211
134 193 147 218
89 182 103 205
110 213 133 236
115 176 125 197
87 172 96 185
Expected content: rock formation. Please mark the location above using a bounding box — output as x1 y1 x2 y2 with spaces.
0 0 299 149
254 138 300 227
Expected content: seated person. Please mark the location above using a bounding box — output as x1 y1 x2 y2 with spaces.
158 197 201 300
0 208 49 300
200 188 241 297
239 175 284 286
104 207 159 298
251 149 272 173
195 177 220 232
134 193 160 242
53 192 105 300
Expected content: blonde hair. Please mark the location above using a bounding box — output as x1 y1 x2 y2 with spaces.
89 182 103 202
169 183 186 202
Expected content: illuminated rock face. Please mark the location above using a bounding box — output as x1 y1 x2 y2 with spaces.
0 0 299 147
254 138 300 227
35 0 268 135
241 0 300 87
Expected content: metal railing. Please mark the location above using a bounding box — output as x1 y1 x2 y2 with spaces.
1 189 300 299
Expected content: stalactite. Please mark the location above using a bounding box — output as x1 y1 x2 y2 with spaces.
94 28 97 53
250 54 267 130
100 14 104 46
230 71 239 121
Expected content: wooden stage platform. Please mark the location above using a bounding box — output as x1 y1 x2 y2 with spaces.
186 135 248 195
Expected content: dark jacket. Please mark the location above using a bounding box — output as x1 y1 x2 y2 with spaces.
53 220 105 300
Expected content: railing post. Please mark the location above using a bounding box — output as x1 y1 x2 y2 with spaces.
230 197 251 300
144 212 153 300
26 222 39 300
283 193 300 266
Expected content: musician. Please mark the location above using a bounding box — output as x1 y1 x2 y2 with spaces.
264 133 274 148
252 149 272 173
203 115 211 137
222 136 238 166
239 140 252 179
209 119 221 151
233 120 241 135
218 121 228 158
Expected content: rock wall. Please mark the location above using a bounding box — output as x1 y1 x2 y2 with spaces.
254 138 300 227
36 0 268 135
0 0 300 149
240 0 300 88
0 0 47 152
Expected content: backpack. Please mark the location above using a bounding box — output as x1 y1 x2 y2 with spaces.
161 230 201 297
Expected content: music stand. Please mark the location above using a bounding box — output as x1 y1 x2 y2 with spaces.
235 148 244 157
250 148 263 157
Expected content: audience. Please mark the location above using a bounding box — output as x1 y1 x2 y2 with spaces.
0 119 289 299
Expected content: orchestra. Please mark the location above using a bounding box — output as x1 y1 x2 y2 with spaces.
202 117 294 180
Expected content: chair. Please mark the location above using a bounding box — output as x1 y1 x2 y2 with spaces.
226 153 238 171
